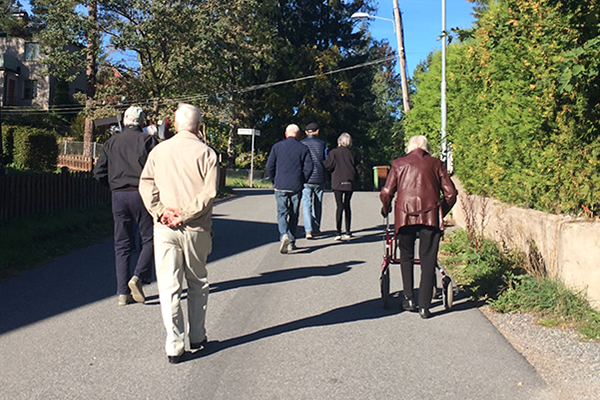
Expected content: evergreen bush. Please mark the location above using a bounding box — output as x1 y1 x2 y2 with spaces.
11 126 59 172
404 0 600 216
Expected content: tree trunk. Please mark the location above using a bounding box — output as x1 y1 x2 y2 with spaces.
83 1 98 158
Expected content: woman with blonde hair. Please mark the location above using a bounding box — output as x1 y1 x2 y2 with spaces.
323 132 359 240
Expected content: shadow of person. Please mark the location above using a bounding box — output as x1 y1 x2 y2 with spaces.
145 261 359 304
183 297 400 361
210 261 361 294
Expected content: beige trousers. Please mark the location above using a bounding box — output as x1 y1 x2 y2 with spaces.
154 225 212 357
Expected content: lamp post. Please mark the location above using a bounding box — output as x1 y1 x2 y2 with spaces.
351 3 411 113
441 0 448 171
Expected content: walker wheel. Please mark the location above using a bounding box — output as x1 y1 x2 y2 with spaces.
381 266 390 309
442 276 453 310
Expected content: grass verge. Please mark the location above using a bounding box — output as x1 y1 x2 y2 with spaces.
225 176 273 188
440 228 600 340
0 205 114 282
0 189 236 282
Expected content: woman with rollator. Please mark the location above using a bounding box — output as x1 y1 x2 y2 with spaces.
379 135 457 319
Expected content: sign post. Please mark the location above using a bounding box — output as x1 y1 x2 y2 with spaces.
237 128 261 187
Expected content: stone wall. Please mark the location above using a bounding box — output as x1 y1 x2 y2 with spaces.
451 178 600 309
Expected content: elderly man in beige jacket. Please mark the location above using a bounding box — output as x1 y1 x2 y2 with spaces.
139 103 218 364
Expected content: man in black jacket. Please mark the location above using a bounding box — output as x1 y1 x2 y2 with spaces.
94 106 158 306
266 124 313 253
301 122 327 239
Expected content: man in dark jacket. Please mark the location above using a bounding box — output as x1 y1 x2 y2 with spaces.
380 135 457 319
301 122 327 239
94 106 159 306
266 124 313 253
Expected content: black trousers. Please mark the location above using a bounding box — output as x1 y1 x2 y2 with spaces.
112 190 154 295
397 225 441 310
333 190 353 234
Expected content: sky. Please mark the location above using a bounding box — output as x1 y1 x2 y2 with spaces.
365 0 477 77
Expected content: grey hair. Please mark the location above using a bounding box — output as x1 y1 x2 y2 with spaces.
337 132 352 147
175 103 201 133
123 106 145 126
285 124 300 136
406 135 431 153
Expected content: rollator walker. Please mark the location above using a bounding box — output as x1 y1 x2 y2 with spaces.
380 217 456 310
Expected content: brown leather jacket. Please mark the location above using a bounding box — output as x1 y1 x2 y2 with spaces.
379 149 457 233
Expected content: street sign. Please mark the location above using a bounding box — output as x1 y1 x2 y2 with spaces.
236 129 261 187
237 128 261 136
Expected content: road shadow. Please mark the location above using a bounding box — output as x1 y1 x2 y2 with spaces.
180 297 401 362
142 261 359 304
210 261 360 294
0 216 279 335
293 229 386 254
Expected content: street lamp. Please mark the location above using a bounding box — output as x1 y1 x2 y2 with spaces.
441 0 447 168
350 12 393 23
351 2 411 113
441 0 452 172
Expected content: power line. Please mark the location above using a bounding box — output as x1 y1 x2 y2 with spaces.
1 55 396 116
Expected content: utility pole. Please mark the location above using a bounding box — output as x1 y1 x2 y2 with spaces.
441 0 450 171
392 0 410 112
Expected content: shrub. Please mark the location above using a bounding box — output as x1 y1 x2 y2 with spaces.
1 126 16 165
11 126 58 172
404 0 600 216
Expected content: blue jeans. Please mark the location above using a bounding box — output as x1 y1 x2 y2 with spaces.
275 190 301 245
302 183 324 233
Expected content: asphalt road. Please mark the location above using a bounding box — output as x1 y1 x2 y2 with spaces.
0 189 556 399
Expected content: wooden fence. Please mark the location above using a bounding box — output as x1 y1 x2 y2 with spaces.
57 155 95 172
0 169 111 223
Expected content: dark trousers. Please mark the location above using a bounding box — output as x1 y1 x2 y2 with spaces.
398 225 441 310
333 190 353 234
112 190 154 295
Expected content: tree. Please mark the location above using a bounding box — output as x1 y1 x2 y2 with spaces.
30 0 404 181
0 1 30 38
32 0 100 157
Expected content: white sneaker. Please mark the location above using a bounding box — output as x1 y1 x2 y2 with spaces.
342 233 352 240
305 231 313 239
280 234 290 253
334 235 342 241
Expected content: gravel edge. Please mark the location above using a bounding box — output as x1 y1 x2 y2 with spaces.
480 305 600 400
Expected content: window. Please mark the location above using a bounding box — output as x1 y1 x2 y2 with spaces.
24 80 37 99
25 42 39 61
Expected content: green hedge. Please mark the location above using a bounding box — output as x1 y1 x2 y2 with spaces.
404 0 600 216
5 125 58 172
1 126 15 165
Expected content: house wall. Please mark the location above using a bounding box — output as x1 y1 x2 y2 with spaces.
0 37 84 109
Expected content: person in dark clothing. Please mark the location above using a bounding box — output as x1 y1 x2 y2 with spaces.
94 106 159 306
301 122 327 239
266 124 313 253
323 132 359 241
379 135 457 319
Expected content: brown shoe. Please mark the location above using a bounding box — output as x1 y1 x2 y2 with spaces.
118 294 134 306
128 276 145 304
